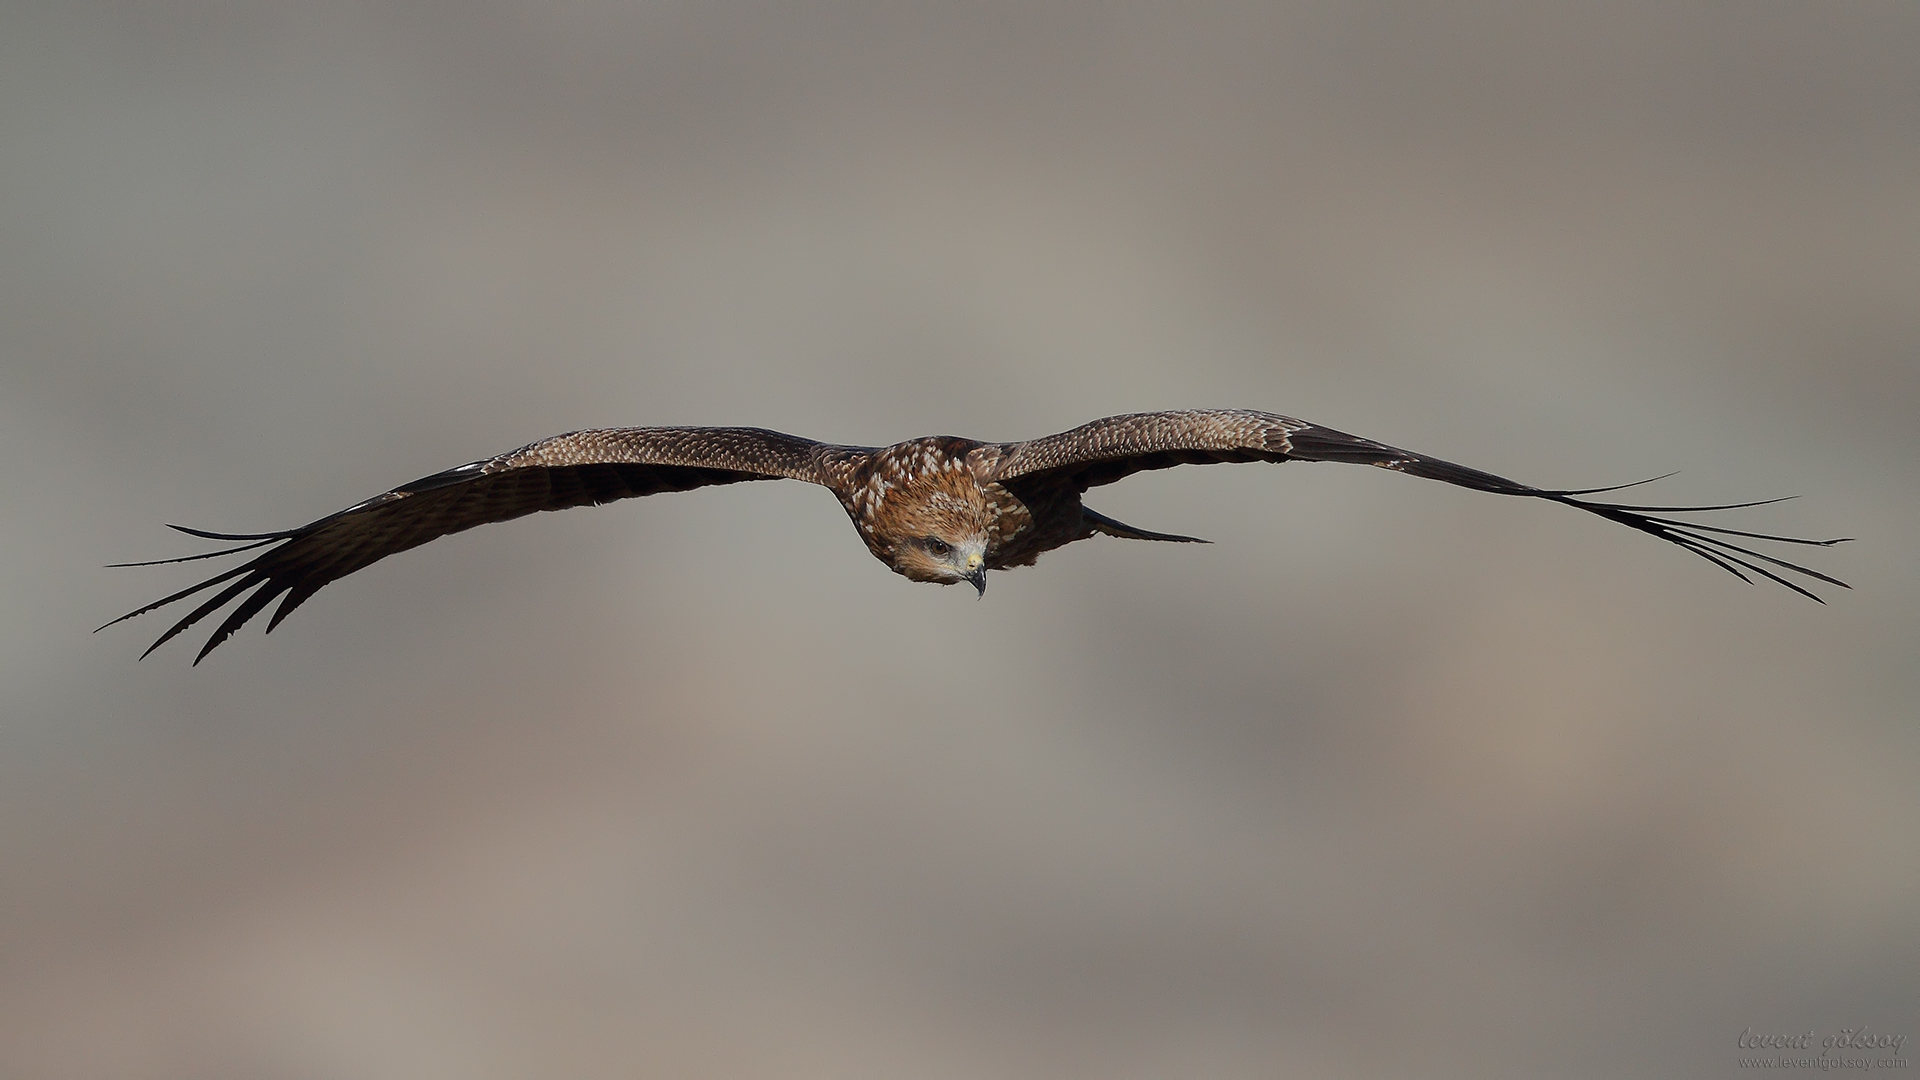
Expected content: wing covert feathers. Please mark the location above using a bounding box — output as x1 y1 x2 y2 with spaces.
992 409 1305 486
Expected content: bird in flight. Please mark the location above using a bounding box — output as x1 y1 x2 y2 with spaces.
104 409 1849 663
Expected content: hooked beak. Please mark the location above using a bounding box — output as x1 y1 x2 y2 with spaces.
963 549 987 598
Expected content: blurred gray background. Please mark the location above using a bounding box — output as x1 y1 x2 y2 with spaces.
3 2 1915 1077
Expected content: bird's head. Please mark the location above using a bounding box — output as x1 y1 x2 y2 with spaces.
883 488 990 595
855 447 994 595
890 530 989 595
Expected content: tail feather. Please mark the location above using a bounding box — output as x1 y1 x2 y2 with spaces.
1082 507 1209 544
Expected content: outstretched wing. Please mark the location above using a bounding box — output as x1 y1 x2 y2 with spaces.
992 409 1303 485
104 427 856 663
991 409 1851 600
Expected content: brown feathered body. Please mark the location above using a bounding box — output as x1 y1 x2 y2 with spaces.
837 437 1096 582
104 409 1848 663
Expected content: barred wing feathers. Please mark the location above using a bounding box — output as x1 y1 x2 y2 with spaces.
102 427 845 663
993 409 1850 601
991 409 1303 488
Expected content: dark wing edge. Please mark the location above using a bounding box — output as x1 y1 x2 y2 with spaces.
993 409 1852 601
102 426 847 663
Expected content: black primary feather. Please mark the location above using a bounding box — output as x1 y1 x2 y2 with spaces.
1281 424 1851 603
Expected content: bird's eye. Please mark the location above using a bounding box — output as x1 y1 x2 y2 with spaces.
922 536 953 558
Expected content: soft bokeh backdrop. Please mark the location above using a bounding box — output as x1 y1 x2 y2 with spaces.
3 2 1915 1077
